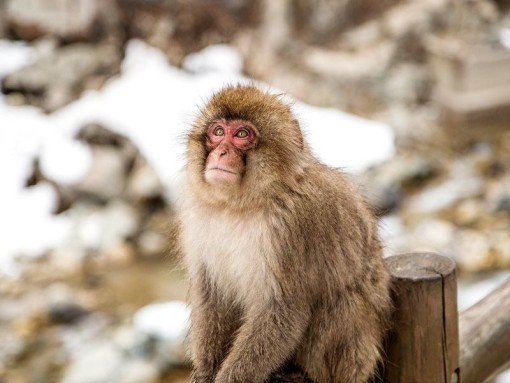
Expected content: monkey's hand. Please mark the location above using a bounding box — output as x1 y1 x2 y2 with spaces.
189 268 241 383
214 300 310 383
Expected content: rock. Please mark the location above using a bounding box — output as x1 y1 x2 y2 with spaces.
1 43 121 111
11 309 47 338
101 241 136 267
133 301 189 343
119 0 255 66
74 124 144 202
133 301 190 366
75 124 138 162
72 201 139 251
361 152 437 213
493 232 510 269
294 0 398 42
382 1 441 40
47 246 87 278
340 19 383 49
126 158 164 202
406 176 484 215
154 336 190 368
45 284 90 324
382 63 432 104
6 0 100 41
374 105 438 142
453 230 493 272
380 217 458 258
117 359 159 383
0 298 33 324
137 230 167 258
453 199 484 226
303 41 396 82
0 11 7 40
113 326 153 358
58 313 111 357
366 153 437 189
48 302 90 325
468 142 497 175
61 342 123 383
0 330 26 368
486 175 510 213
75 147 127 202
137 210 174 258
440 0 499 31
413 219 457 251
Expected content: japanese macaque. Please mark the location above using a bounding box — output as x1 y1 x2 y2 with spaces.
177 85 391 383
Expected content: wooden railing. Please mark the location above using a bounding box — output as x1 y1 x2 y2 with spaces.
381 252 510 383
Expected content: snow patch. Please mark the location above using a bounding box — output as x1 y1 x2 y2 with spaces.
133 301 190 341
183 44 243 74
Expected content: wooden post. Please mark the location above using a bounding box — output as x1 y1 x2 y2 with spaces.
382 253 460 383
460 279 510 383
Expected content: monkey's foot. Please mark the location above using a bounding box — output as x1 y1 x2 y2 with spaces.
267 363 314 383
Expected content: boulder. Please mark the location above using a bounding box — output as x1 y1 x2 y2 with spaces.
6 0 100 41
2 43 121 111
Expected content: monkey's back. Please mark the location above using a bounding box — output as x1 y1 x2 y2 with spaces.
268 161 391 383
271 160 387 284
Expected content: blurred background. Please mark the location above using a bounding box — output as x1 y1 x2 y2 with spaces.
1 0 510 382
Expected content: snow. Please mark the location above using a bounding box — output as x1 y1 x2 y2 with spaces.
39 137 92 184
497 369 510 383
294 103 394 172
458 271 510 311
0 40 35 78
500 28 510 50
133 301 190 341
0 38 394 276
182 44 243 74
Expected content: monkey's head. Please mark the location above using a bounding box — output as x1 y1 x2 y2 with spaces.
186 85 307 209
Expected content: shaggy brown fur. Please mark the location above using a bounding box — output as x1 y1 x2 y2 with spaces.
177 85 391 383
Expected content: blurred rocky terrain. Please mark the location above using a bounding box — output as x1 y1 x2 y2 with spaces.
1 0 510 382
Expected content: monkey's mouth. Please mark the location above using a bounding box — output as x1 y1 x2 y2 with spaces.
206 167 238 175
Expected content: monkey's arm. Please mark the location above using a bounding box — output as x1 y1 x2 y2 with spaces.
214 299 310 383
189 269 241 383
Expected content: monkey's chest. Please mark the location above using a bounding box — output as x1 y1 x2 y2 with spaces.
183 211 273 304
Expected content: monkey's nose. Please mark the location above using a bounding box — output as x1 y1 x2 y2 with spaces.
219 149 228 156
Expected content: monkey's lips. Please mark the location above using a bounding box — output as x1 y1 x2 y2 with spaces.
205 167 240 184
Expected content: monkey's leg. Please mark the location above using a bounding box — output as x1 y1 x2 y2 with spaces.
267 362 315 383
299 303 383 383
214 300 311 383
189 268 241 383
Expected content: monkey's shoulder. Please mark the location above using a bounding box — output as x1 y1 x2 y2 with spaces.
297 163 372 219
278 163 380 254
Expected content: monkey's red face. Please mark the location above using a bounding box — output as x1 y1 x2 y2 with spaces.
204 120 258 186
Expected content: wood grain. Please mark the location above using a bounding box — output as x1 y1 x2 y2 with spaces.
460 278 510 383
381 253 460 383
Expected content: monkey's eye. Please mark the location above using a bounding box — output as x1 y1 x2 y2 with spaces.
235 129 249 138
213 126 225 136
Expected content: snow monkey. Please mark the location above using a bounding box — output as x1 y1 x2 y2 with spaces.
177 85 392 383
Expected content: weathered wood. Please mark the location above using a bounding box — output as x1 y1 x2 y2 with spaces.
460 278 510 383
382 253 460 383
